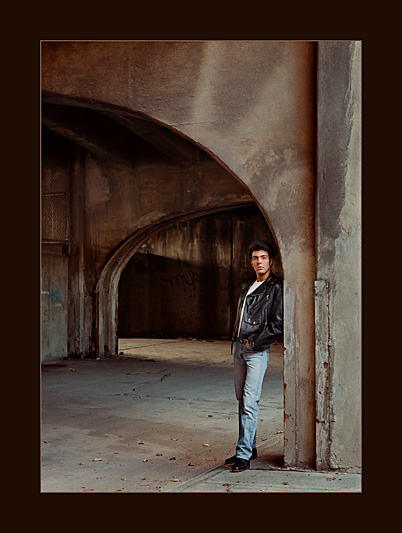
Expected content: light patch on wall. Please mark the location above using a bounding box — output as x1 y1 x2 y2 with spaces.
85 156 111 208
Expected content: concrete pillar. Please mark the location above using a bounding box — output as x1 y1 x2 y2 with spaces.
316 41 361 471
67 145 87 356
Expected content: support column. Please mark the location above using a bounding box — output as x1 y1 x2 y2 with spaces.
315 41 362 471
314 280 330 470
67 146 86 356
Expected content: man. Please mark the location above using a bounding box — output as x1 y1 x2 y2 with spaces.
226 240 283 473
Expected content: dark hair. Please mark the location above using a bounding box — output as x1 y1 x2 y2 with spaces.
248 240 276 261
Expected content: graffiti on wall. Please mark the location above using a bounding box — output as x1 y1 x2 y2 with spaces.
160 265 230 294
41 276 66 322
161 268 200 294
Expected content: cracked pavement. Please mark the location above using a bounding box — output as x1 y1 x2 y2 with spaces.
41 338 284 492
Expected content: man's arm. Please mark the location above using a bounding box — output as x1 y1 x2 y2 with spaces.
248 284 283 350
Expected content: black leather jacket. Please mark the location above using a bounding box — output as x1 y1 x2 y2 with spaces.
232 271 283 352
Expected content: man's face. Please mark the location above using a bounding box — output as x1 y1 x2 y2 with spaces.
251 249 273 280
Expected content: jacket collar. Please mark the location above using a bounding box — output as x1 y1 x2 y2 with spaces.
243 271 276 291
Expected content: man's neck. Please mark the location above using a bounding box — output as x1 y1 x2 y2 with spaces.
256 270 270 283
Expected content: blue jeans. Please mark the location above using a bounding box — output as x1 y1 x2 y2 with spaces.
233 340 270 460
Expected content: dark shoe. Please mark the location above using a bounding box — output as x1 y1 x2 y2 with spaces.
231 458 250 472
225 448 257 464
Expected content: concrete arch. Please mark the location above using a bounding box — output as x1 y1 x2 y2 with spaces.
43 94 284 355
43 96 283 357
42 40 363 474
45 95 314 469
42 41 317 470
95 201 280 357
62 101 284 354
43 93 283 253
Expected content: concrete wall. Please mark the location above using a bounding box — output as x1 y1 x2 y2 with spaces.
41 248 68 361
41 40 361 472
41 132 70 361
41 136 255 359
316 41 362 471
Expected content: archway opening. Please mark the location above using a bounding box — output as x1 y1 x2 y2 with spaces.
42 94 286 470
116 204 285 470
118 205 283 341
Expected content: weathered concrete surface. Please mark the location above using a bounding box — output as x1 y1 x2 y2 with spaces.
41 339 284 493
42 137 254 359
41 159 69 362
170 464 361 493
316 41 361 471
42 41 316 281
72 144 254 358
41 40 361 471
41 249 68 361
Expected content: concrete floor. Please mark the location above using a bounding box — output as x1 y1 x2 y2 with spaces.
41 338 284 493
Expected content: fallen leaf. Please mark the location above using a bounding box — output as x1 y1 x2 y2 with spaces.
326 477 336 481
188 462 195 466
171 438 178 441
143 459 148 462
138 441 145 444
156 453 163 456
79 462 84 465
276 430 283 434
228 417 233 419
223 483 231 487
202 443 210 447
121 478 126 481
169 457 176 460
92 458 103 462
172 479 180 482
208 415 213 417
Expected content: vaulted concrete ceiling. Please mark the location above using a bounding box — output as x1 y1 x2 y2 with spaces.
42 101 200 168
